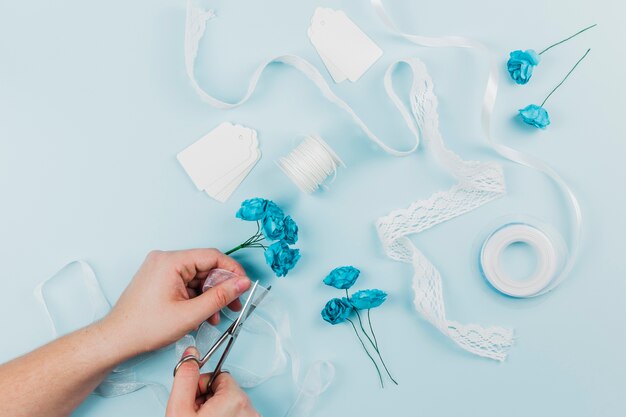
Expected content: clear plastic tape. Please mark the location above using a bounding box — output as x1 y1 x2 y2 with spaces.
34 261 168 406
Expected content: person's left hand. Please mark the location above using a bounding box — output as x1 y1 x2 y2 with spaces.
102 249 251 358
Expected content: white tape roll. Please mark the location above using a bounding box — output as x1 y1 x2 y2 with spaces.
479 223 567 298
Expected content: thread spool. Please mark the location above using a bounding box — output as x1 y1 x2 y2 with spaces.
277 135 344 194
478 220 568 298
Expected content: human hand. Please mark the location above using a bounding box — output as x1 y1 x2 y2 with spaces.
166 347 260 417
103 249 251 358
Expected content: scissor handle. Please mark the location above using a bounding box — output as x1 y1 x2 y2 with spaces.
172 281 265 380
173 354 201 377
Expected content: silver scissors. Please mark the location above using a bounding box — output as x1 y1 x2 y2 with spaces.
173 280 270 389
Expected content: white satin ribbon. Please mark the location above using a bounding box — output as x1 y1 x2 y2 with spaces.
185 0 420 157
372 0 582 298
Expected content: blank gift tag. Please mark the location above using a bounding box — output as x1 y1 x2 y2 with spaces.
314 50 347 83
177 122 260 202
202 128 257 189
308 7 383 83
209 149 260 203
205 130 260 202
307 12 347 83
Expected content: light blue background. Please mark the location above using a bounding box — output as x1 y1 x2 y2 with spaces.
1 0 625 416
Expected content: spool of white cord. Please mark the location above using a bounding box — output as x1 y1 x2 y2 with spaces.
277 135 344 194
479 222 568 298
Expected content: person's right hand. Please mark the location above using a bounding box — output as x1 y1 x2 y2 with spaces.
166 347 260 417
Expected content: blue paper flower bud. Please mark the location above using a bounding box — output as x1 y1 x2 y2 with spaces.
507 50 541 85
323 266 360 290
261 201 285 241
282 216 299 245
321 298 353 325
235 198 268 221
349 289 387 310
518 104 551 129
264 240 300 277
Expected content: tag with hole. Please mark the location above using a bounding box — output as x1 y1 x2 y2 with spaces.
308 7 383 83
177 122 260 202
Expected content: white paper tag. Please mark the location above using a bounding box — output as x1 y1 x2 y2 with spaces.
177 122 260 202
209 150 260 203
308 8 383 83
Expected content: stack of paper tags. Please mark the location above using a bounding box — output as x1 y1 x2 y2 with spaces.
308 7 383 83
177 122 260 203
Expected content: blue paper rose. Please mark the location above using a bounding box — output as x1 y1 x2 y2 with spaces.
264 240 300 277
321 297 353 325
518 104 550 129
261 201 285 241
349 289 387 310
507 50 541 85
323 266 360 290
283 216 298 245
236 198 268 221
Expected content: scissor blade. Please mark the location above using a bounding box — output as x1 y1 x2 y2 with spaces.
243 284 270 318
229 281 259 334
232 283 271 336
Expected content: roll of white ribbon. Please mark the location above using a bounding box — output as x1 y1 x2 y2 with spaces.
277 135 344 194
479 223 567 297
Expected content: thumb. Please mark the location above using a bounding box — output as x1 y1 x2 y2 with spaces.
186 276 251 320
168 347 201 413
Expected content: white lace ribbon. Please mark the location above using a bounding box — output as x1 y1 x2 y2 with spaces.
375 59 513 361
34 261 169 406
185 1 514 360
371 0 582 298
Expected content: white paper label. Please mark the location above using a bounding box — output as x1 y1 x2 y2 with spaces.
177 122 260 202
308 8 383 83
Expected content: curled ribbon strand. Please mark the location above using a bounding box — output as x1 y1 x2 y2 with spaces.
184 0 420 157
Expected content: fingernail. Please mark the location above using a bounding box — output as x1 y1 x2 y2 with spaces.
235 277 250 292
183 346 199 357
